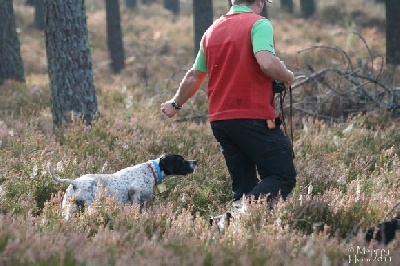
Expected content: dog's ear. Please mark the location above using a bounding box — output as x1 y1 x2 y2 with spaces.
159 161 174 175
158 154 175 175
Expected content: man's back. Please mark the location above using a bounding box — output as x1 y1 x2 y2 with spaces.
202 12 275 122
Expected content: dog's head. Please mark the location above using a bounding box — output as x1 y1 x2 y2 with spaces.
158 154 197 176
49 166 96 219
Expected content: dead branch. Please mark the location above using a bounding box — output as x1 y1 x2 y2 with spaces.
290 41 398 119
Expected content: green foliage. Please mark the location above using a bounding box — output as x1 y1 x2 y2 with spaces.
1 173 58 215
0 81 50 117
291 200 334 234
0 234 9 253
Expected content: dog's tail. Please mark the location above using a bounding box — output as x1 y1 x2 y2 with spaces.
48 165 76 186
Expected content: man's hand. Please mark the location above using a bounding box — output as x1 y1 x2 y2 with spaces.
160 100 179 118
285 70 295 89
255 52 295 89
277 57 295 89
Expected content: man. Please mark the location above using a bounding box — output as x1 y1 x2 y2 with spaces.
161 0 296 203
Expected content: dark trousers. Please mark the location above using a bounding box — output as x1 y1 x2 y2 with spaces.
210 119 296 202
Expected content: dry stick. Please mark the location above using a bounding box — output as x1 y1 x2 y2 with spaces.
352 31 374 67
333 68 394 107
291 69 330 90
352 72 394 97
297 44 393 98
292 68 394 108
328 68 380 104
351 31 386 80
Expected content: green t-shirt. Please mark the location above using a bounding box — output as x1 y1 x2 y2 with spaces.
193 5 275 73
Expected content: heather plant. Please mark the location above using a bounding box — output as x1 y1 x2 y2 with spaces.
0 1 399 265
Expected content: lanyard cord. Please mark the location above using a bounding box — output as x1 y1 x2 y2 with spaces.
279 87 295 159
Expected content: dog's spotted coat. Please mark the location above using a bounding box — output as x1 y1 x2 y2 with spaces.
50 154 196 219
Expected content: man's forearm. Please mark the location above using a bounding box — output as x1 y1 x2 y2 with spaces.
255 51 294 85
266 58 294 84
173 69 206 106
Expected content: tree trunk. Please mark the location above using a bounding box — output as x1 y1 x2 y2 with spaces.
26 0 34 6
34 0 45 31
105 0 125 73
300 0 316 18
261 2 268 18
281 0 294 13
44 0 97 126
164 0 180 15
386 0 400 65
193 0 213 56
126 0 138 9
0 0 25 85
141 0 156 5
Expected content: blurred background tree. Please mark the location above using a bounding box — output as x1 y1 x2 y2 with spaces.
44 0 97 126
105 0 125 73
142 0 157 5
34 0 45 31
0 0 25 85
280 0 294 13
193 0 213 55
386 0 400 65
300 0 316 18
164 0 180 15
262 1 268 17
126 0 138 9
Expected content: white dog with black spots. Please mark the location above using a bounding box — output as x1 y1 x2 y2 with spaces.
49 154 197 219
